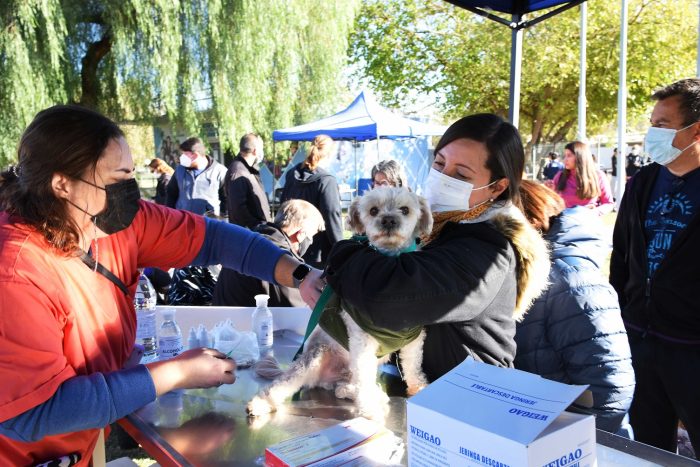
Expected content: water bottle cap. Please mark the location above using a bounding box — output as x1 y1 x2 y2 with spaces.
254 294 270 307
161 308 176 319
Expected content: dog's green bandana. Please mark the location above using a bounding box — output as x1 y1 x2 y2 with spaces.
294 235 421 360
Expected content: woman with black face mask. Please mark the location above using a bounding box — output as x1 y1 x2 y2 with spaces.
0 105 320 466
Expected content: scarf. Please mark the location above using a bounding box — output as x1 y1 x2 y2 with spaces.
420 201 493 246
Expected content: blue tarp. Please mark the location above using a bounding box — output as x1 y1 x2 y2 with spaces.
272 91 447 142
445 1 578 15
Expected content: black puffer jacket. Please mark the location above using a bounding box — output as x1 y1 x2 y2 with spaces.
280 163 342 268
515 207 635 433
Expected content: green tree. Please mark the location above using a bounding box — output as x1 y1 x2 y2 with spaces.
349 0 696 148
0 0 359 166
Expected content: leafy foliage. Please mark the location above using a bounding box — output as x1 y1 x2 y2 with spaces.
0 0 359 166
349 0 697 147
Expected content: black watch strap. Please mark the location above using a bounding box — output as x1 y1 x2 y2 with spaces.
292 263 312 288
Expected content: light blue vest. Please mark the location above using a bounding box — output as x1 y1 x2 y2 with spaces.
173 158 227 215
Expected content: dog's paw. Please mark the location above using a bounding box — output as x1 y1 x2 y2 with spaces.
335 382 358 400
246 395 276 417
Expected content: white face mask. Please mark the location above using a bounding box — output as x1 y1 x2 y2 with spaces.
423 167 498 212
179 154 193 168
644 122 697 166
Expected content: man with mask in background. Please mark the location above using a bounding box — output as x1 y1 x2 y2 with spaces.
166 137 228 216
213 199 324 307
611 78 700 456
225 133 272 229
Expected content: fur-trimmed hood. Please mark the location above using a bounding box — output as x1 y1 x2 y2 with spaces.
461 202 550 321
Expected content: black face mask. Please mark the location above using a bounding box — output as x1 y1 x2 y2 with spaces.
70 178 141 234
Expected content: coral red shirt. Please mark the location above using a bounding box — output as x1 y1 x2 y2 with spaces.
0 200 204 466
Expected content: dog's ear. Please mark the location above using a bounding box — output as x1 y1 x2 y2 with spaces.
347 196 365 234
416 194 434 236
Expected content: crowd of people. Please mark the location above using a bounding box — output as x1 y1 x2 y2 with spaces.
0 77 699 465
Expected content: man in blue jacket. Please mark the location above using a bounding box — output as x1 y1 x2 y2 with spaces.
611 78 700 455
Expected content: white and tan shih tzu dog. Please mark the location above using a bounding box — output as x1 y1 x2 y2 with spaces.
247 186 434 419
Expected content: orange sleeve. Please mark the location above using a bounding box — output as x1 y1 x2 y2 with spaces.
0 280 76 422
133 201 206 270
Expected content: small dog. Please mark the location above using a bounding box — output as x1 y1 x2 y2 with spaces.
247 187 434 419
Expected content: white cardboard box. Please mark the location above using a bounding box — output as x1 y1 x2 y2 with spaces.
407 358 596 467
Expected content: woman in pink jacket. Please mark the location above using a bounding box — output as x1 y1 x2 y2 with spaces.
550 141 614 215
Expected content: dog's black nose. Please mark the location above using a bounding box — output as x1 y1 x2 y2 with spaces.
381 216 397 228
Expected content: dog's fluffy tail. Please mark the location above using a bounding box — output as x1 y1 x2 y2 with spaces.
253 355 284 379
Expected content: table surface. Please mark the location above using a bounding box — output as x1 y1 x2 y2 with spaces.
120 311 700 467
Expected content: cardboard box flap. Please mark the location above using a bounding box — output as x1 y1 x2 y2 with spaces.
410 358 588 445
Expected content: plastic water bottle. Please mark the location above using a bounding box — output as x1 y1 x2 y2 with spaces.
252 294 273 353
187 327 199 350
134 272 158 362
158 308 183 360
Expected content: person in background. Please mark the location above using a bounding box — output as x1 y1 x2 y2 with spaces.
280 134 342 268
148 158 174 206
370 159 407 189
311 114 550 382
611 78 700 455
226 133 272 229
541 151 564 181
213 199 325 307
0 105 318 465
550 141 614 215
516 180 635 435
166 137 228 216
626 145 642 180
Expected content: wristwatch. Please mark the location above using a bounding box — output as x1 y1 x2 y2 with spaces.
292 263 313 288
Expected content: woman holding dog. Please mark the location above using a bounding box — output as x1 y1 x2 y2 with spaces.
321 113 550 382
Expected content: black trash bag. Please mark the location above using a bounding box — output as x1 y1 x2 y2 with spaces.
168 266 217 305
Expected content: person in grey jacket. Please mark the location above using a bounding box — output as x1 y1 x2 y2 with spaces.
166 137 228 216
516 180 635 434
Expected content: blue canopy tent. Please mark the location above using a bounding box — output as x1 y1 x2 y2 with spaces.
272 91 446 141
444 1 587 127
272 91 446 195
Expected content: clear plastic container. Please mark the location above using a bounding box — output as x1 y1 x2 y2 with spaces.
134 272 158 362
252 294 273 353
158 308 183 360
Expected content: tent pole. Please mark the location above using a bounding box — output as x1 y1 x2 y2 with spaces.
508 14 523 128
354 139 358 196
577 1 587 140
615 0 629 209
697 0 700 77
272 141 277 216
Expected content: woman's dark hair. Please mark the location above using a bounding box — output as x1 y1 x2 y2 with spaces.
556 141 600 200
0 104 124 253
434 113 525 208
